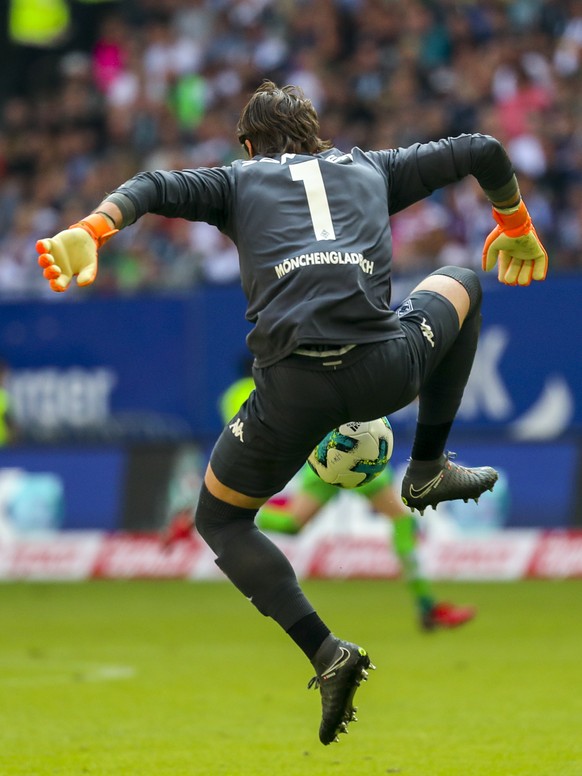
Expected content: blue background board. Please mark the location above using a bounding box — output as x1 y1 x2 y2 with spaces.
0 290 251 439
1 275 579 439
0 447 125 530
472 275 580 437
0 275 580 529
391 273 580 438
0 440 577 530
0 275 580 438
390 441 579 529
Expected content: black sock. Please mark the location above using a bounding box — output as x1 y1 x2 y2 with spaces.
411 421 453 461
415 280 482 449
286 613 331 661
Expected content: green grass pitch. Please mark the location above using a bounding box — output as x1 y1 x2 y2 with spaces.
0 578 581 775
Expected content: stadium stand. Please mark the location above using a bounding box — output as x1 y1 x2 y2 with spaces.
1 0 581 298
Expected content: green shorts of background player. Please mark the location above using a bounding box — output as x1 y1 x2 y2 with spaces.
257 462 475 632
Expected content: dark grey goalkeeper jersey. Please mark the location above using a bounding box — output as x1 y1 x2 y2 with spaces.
110 134 514 367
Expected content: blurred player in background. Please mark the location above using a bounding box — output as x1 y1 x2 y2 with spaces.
0 359 17 446
166 370 476 632
256 468 475 632
35 81 547 745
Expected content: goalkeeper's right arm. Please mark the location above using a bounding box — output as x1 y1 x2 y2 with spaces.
36 205 121 293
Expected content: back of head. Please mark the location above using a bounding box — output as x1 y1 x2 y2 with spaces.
237 80 332 156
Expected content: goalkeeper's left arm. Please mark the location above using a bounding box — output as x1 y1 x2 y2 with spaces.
481 194 548 286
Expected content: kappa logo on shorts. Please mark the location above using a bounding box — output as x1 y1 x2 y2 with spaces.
229 418 245 442
420 317 435 348
397 299 414 317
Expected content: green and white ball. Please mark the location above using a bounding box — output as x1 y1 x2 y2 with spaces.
308 417 394 489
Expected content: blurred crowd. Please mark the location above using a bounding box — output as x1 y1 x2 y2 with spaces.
1 0 582 299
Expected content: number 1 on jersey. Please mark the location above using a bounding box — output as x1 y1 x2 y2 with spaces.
290 159 336 241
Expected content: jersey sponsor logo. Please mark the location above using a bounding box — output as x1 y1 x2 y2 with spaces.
420 318 435 347
229 418 245 442
275 251 374 278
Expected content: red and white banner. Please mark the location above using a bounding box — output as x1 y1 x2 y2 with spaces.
1 529 582 580
0 532 102 580
526 531 582 578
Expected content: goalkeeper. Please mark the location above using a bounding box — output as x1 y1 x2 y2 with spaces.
36 80 548 747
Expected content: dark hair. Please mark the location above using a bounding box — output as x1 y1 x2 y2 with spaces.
236 80 333 156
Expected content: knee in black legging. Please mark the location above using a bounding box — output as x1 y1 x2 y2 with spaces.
195 483 310 626
195 482 257 556
430 265 482 316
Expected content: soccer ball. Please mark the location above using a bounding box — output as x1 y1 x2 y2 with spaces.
307 417 394 489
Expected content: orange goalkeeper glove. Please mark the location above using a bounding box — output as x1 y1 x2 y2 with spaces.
482 200 548 286
36 213 118 292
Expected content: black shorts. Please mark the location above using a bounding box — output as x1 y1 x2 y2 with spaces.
210 290 459 498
